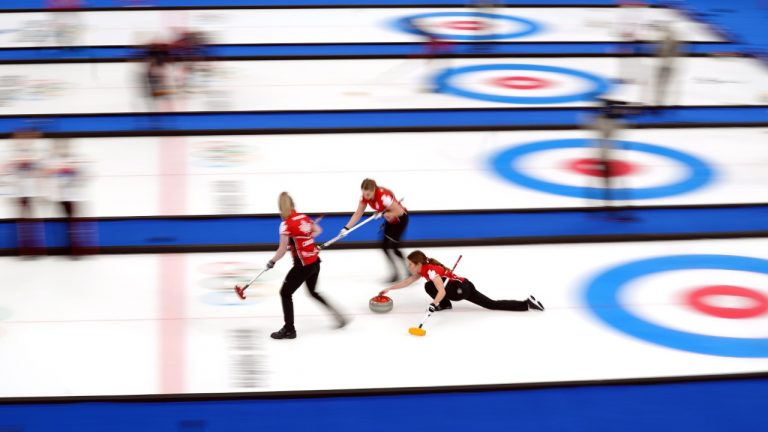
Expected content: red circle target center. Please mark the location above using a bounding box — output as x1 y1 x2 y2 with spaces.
685 285 768 319
444 20 487 31
490 76 551 90
566 158 637 177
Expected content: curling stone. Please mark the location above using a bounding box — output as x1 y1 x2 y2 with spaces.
369 295 393 313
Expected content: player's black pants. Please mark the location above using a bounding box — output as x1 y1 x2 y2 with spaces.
424 279 528 311
382 213 409 276
279 260 339 330
16 197 43 257
59 200 83 256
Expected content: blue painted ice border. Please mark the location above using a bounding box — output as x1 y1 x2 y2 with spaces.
2 205 768 251
0 0 621 11
1 106 768 136
0 374 765 432
0 42 739 63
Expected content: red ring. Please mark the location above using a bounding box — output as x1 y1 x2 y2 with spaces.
490 76 551 90
686 285 768 319
566 158 637 177
444 20 487 31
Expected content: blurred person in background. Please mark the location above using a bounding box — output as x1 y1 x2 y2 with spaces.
6 128 45 257
651 22 682 110
45 139 88 257
140 39 174 113
340 179 408 282
169 29 211 95
470 0 499 51
587 98 637 221
407 18 453 92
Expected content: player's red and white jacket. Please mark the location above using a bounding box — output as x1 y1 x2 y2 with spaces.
360 187 407 218
8 157 41 198
419 263 465 283
279 210 319 266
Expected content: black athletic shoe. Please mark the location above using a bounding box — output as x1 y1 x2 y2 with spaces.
270 327 297 340
436 303 452 312
527 295 545 311
334 313 348 329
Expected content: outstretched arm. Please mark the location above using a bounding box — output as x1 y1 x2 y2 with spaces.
380 274 420 294
343 201 367 229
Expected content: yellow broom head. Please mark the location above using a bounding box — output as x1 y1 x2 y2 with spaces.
408 327 426 337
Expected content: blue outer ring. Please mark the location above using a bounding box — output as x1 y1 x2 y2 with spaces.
584 254 768 358
393 12 541 41
490 138 714 199
435 64 611 104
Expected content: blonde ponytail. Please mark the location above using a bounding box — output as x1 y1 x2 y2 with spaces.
278 192 295 219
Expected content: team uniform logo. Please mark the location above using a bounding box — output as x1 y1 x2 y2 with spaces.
434 64 611 105
299 220 313 234
490 138 715 199
584 254 768 358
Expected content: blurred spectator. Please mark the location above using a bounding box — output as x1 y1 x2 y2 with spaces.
45 139 89 257
408 18 453 92
138 30 213 113
470 0 500 51
140 39 174 113
587 99 636 221
169 29 211 94
651 22 683 109
7 128 46 257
